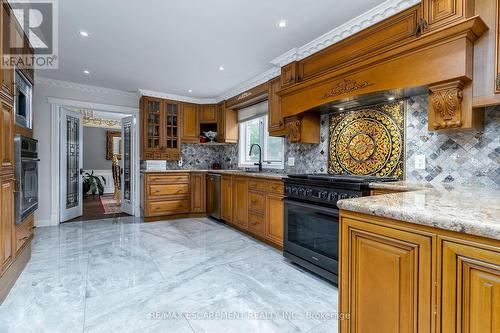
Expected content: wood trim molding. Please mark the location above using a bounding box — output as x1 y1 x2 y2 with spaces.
270 0 422 67
225 82 269 109
36 77 138 98
429 80 464 130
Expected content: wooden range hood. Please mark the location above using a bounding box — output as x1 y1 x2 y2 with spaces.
276 4 488 132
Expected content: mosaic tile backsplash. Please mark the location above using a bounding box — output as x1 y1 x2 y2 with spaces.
160 94 499 186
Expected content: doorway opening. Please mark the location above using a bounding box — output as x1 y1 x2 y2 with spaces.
59 108 137 223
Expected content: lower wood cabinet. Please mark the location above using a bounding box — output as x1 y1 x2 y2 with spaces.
440 239 500 333
339 210 500 333
265 193 284 247
14 214 34 256
0 176 13 275
220 175 232 222
232 177 248 229
190 172 206 213
142 172 191 218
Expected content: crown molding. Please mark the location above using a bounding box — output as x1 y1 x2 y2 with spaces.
138 89 218 104
36 77 139 98
271 0 421 67
217 67 280 101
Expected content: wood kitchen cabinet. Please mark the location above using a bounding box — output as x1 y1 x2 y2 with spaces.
180 102 199 143
422 0 474 32
268 77 287 137
232 177 248 229
220 175 232 222
265 192 284 247
190 172 206 213
141 97 180 160
440 239 500 332
200 104 217 123
1 2 13 101
0 99 13 172
339 210 500 333
0 176 13 275
217 101 238 143
142 173 190 218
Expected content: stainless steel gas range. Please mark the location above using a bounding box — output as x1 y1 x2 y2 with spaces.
283 174 395 284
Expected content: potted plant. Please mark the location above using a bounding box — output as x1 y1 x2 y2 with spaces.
83 171 107 196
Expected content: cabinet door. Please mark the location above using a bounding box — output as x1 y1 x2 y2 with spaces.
217 102 225 142
220 176 232 222
1 177 13 275
141 97 162 158
190 173 206 213
441 240 500 333
0 100 13 171
200 104 217 123
422 0 473 32
340 215 433 333
1 3 13 99
265 193 284 247
268 77 286 136
232 178 248 229
180 103 199 143
162 100 180 159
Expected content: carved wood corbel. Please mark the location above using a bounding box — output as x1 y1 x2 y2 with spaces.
428 80 464 130
285 116 302 143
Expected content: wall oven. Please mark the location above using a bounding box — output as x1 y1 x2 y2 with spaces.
14 135 39 225
14 69 33 130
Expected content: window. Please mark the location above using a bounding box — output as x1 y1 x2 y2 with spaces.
238 115 284 169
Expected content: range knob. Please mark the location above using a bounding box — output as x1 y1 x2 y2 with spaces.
340 193 348 199
320 191 328 200
292 187 299 195
298 188 306 196
328 192 338 201
306 189 313 197
285 186 291 194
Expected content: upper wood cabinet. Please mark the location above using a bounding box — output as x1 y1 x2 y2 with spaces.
140 97 180 160
422 0 474 32
268 77 287 137
281 62 298 88
0 100 13 172
1 2 13 100
180 103 199 143
217 101 238 143
200 104 217 123
440 240 500 332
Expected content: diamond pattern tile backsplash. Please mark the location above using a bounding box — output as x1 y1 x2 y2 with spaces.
160 94 499 186
405 94 500 186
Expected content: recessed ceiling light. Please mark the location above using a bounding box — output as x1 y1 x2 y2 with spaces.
278 19 287 28
79 30 89 37
388 96 395 101
188 89 193 93
219 66 225 71
339 107 345 111
83 70 90 75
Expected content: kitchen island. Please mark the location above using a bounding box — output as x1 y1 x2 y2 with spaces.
337 182 500 333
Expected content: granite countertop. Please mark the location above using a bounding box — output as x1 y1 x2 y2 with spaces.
141 169 287 180
338 182 500 241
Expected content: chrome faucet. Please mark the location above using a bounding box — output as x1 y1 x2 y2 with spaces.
249 144 262 171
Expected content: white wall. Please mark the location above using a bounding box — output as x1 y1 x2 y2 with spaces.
33 78 139 226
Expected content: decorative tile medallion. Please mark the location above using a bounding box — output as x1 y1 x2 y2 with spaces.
328 101 405 179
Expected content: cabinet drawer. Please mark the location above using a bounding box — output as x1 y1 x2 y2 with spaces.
148 183 189 197
147 174 189 183
15 215 34 254
248 213 264 235
248 191 265 213
147 199 189 216
248 180 267 191
267 181 284 194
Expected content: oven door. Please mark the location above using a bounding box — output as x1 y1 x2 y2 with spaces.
284 199 339 274
20 157 39 221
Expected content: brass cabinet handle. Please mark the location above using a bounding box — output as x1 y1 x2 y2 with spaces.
19 236 29 241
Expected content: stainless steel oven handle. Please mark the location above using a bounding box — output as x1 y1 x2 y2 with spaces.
285 199 339 217
21 157 40 162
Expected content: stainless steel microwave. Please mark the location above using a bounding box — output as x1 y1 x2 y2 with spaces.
14 69 33 130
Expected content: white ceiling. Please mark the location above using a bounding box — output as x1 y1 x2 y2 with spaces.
37 0 387 98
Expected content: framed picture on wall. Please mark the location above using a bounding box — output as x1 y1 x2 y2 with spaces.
106 131 122 160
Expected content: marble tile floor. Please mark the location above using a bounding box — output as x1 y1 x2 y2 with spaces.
0 217 339 333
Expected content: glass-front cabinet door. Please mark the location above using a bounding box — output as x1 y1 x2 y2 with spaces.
145 98 161 151
163 100 179 159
